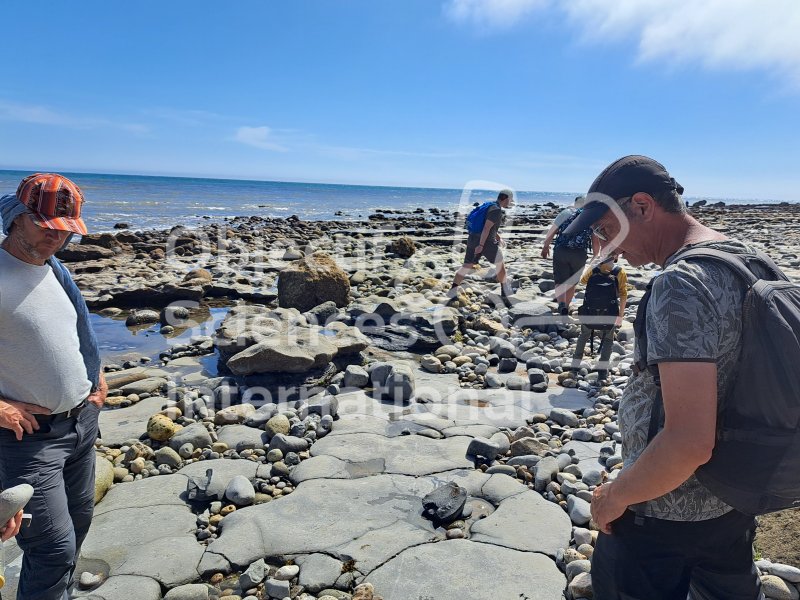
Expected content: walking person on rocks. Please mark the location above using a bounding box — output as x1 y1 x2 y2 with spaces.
541 195 599 316
563 155 770 600
0 173 107 599
449 189 515 307
570 254 627 383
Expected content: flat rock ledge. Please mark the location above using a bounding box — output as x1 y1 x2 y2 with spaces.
71 376 587 599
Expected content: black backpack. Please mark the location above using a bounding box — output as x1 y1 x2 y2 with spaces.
578 266 620 331
635 247 800 515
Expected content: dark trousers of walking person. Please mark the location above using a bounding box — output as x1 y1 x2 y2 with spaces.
0 402 99 600
572 325 614 376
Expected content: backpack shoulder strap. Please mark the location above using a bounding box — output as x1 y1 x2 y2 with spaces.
665 247 787 286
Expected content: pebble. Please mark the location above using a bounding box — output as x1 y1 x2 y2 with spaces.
568 572 593 599
760 574 797 600
225 475 256 506
155 447 183 469
570 428 595 442
264 577 290 598
582 469 604 487
344 364 369 387
567 495 592 526
163 584 210 600
78 571 103 589
572 527 593 547
275 564 300 580
239 558 267 589
549 408 580 428
421 355 443 373
565 559 592 582
446 527 465 539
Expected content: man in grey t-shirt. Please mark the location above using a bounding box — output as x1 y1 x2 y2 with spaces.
0 173 107 599
562 156 764 600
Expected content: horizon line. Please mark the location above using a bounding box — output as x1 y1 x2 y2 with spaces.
0 166 795 205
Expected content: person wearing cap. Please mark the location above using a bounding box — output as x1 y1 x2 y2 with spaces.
562 156 765 599
540 195 599 315
449 189 515 307
0 173 107 599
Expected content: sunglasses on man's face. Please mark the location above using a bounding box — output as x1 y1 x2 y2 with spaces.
591 197 632 242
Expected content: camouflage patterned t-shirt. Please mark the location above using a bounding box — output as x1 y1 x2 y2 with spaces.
620 239 770 521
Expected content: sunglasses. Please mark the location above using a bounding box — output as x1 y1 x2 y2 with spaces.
591 197 632 241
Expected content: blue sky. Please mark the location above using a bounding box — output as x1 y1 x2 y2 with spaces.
1 0 799 200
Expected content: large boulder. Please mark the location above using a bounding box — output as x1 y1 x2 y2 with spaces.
215 305 368 376
80 232 124 249
56 244 115 262
226 329 337 375
277 253 350 312
386 236 416 258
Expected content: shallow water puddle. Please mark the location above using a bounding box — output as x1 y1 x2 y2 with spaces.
89 306 229 364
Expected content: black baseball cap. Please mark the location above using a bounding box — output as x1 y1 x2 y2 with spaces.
563 155 684 236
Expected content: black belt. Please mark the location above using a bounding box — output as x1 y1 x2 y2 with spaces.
36 400 89 422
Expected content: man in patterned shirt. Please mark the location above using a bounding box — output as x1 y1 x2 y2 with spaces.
562 156 765 600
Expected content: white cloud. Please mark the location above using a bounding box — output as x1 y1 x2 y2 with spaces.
0 100 148 134
445 0 800 87
232 126 288 152
563 0 800 84
443 0 550 29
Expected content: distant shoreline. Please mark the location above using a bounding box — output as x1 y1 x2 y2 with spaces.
1 168 796 207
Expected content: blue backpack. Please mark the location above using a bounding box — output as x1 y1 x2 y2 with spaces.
465 201 495 234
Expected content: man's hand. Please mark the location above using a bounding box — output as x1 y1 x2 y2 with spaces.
87 371 108 408
0 399 51 441
474 244 484 256
591 482 628 534
541 244 550 259
615 315 623 327
496 235 505 248
1 509 23 542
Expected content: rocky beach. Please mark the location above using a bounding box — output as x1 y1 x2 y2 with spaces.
4 201 800 600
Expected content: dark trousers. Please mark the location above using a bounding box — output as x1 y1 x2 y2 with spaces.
572 325 615 370
591 509 763 600
0 403 100 600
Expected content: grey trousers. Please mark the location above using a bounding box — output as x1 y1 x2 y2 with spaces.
0 402 100 600
572 324 615 371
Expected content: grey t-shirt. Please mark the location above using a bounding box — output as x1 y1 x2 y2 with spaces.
553 207 575 229
0 249 92 413
620 239 771 521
